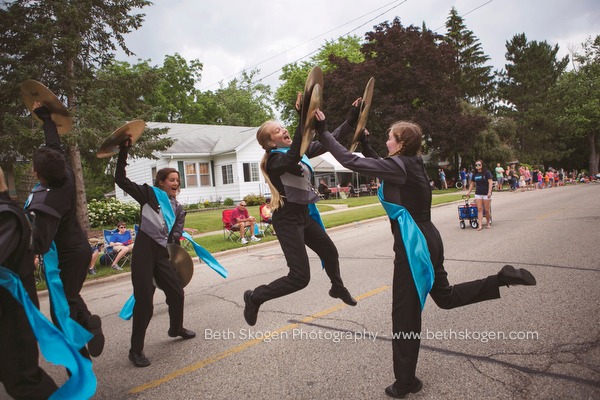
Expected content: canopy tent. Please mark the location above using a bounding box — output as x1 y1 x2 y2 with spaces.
309 151 362 173
310 152 365 198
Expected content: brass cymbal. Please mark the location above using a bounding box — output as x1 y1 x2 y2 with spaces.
299 83 322 157
96 120 146 158
20 80 72 135
167 243 194 288
300 66 324 142
350 77 375 152
154 244 195 288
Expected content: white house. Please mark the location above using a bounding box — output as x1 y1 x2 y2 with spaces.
115 122 269 205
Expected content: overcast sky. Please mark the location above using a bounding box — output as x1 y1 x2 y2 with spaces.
116 0 599 95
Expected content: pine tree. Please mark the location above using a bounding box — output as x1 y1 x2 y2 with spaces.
444 7 494 109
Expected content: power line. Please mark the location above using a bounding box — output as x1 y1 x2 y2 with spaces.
432 0 494 32
199 0 408 91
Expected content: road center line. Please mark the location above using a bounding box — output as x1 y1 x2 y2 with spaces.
129 285 390 394
536 207 566 219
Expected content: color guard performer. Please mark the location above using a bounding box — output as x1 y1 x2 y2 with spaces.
26 102 104 359
315 113 536 399
115 138 195 368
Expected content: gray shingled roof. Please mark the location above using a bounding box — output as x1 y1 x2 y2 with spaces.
146 122 259 155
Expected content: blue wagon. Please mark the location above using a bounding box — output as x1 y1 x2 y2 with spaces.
458 195 479 229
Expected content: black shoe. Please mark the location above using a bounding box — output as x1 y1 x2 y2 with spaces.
84 315 104 357
88 267 97 276
168 328 196 339
243 290 259 326
385 378 423 398
329 287 357 306
498 265 537 287
129 350 151 368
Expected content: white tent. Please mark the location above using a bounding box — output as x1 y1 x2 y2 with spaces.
309 152 363 173
310 152 364 198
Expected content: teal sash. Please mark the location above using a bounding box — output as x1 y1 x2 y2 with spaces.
273 148 325 268
119 187 227 320
378 184 434 310
0 267 97 399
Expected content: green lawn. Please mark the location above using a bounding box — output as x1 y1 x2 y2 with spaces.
35 191 464 289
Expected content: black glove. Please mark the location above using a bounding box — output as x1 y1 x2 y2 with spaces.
360 130 370 148
316 118 328 137
348 102 360 127
33 105 51 121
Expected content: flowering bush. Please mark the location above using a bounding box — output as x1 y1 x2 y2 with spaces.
223 197 234 206
243 193 265 206
88 198 140 228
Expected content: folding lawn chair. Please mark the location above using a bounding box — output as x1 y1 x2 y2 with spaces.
222 209 249 242
258 204 274 236
102 227 133 269
179 227 197 250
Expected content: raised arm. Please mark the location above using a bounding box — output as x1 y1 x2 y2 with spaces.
315 112 406 185
114 143 151 205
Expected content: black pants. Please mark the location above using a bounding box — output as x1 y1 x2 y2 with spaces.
391 220 500 388
0 273 58 400
252 203 345 305
130 232 184 353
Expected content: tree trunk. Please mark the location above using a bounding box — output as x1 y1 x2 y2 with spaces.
68 143 91 235
589 132 600 176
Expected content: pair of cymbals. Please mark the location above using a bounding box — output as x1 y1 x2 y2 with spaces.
350 77 375 152
299 67 324 157
96 120 146 158
153 244 195 288
20 80 72 135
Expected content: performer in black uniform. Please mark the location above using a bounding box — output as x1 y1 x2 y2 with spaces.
0 168 58 400
242 97 360 326
115 139 195 368
26 102 104 359
315 114 537 399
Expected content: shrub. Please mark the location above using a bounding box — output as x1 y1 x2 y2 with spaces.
243 193 265 206
224 197 234 206
88 198 139 228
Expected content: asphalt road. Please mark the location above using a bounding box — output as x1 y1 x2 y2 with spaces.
3 183 599 399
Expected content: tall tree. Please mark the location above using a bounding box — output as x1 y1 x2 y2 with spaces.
444 7 494 109
497 33 569 164
213 69 274 127
147 53 203 123
553 35 600 175
323 18 485 170
0 0 152 233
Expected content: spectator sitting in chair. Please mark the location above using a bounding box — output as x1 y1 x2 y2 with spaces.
318 180 330 200
347 183 355 197
260 198 276 236
109 222 134 270
231 202 261 245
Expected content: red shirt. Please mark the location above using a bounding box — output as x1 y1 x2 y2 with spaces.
231 206 249 224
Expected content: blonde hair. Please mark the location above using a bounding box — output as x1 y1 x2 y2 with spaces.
0 167 7 193
387 121 423 157
256 121 284 211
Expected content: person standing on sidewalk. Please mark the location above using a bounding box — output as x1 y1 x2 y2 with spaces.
495 163 505 191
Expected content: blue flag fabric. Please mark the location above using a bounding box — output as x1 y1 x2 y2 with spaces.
43 243 93 349
377 184 434 310
0 267 97 399
273 148 326 268
120 187 227 320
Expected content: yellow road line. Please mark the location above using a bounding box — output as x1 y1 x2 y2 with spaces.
129 285 390 394
536 207 566 219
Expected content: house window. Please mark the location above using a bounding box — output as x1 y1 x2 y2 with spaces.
185 162 198 187
222 164 233 185
199 162 210 186
243 162 260 182
151 167 157 184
